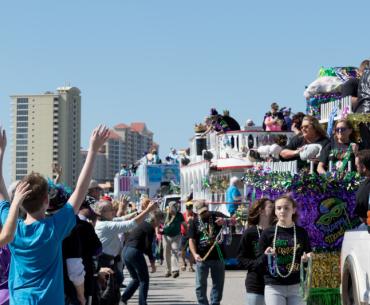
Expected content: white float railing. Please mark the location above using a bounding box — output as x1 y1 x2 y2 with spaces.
257 160 298 174
320 96 352 123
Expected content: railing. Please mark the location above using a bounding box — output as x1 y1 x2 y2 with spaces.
189 130 295 163
216 130 295 158
257 160 298 174
320 96 352 123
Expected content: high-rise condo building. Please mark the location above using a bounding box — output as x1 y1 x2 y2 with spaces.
80 122 154 184
10 86 81 187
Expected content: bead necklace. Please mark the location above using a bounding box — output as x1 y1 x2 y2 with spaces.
272 223 297 278
256 226 261 239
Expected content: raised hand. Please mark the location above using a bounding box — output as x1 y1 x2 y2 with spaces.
0 128 6 153
12 181 31 207
89 125 110 153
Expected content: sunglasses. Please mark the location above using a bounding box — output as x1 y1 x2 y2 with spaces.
300 125 310 130
335 127 348 133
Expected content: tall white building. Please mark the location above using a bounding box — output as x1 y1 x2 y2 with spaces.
10 87 81 187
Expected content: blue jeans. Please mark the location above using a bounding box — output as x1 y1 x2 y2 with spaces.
246 292 265 305
195 260 225 305
121 246 149 305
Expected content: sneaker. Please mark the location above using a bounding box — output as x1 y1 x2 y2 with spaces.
165 271 171 277
180 265 186 271
188 266 195 272
172 271 180 278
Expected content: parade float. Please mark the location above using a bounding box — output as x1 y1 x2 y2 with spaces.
114 163 180 200
181 66 369 305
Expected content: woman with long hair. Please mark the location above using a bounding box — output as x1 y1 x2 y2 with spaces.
317 119 358 174
280 115 329 169
238 198 275 305
259 195 312 305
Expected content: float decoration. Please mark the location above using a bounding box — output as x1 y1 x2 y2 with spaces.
242 169 362 305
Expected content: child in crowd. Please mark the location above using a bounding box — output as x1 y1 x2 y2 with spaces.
259 195 312 305
238 198 275 305
0 125 110 305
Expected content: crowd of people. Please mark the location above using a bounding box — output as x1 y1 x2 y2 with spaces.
0 60 369 305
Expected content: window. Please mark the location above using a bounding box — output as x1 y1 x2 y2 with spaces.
17 110 28 116
16 128 28 133
16 157 27 163
17 104 28 110
16 139 28 145
16 163 27 169
16 170 27 175
17 116 28 122
16 134 27 139
16 152 27 157
16 145 27 151
17 98 28 104
17 122 28 127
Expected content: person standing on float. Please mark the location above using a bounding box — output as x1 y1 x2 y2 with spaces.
258 195 312 305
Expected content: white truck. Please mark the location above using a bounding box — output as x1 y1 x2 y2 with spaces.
341 219 370 305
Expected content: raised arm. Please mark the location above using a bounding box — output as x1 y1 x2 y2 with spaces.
0 128 10 202
69 125 110 214
0 181 31 246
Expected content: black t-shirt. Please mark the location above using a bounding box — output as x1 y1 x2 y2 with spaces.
282 135 329 169
319 141 356 171
341 78 359 98
258 225 312 286
62 216 82 302
124 221 155 261
188 211 226 261
354 178 370 220
237 226 265 294
76 218 102 297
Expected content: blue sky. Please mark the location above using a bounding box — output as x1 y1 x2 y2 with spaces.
1 0 369 184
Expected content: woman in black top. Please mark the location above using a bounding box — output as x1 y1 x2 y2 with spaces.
280 115 329 169
258 195 312 305
238 198 275 305
121 210 163 305
317 119 358 174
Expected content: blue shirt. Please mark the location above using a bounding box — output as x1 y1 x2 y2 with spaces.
0 200 76 305
226 185 241 215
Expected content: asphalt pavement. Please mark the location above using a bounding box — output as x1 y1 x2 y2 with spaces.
122 263 246 305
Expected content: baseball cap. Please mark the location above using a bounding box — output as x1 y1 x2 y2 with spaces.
194 201 208 214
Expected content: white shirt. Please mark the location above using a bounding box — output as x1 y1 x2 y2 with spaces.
95 218 137 257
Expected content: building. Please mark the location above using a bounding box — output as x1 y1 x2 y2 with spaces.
10 87 81 187
80 122 154 184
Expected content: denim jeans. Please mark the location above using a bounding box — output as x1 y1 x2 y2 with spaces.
264 284 304 305
121 246 149 305
195 260 225 305
246 292 265 305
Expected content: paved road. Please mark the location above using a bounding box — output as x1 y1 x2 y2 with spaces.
122 264 246 305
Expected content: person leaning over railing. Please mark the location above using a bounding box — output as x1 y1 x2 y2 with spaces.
280 115 329 170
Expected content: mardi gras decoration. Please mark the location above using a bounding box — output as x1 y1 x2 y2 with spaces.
243 169 361 305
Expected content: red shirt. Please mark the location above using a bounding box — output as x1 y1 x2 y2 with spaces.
181 211 194 235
